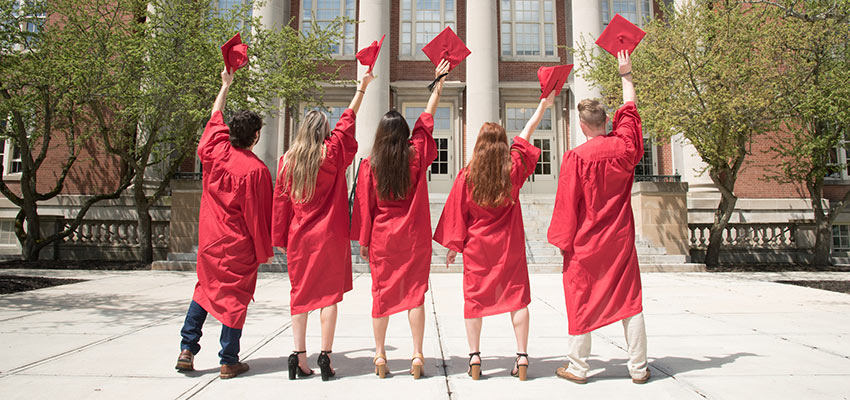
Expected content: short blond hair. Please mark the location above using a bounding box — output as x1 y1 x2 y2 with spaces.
577 99 606 129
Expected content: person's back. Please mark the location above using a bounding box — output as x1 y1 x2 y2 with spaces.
176 67 272 380
548 50 650 385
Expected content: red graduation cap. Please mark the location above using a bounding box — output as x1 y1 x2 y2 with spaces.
595 14 646 56
537 64 573 99
221 32 249 74
356 34 385 73
421 27 471 71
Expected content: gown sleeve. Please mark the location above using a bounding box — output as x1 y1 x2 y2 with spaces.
350 159 377 247
271 157 293 248
242 167 274 263
411 113 438 166
197 111 230 163
509 136 542 185
548 152 583 253
433 170 470 253
610 101 644 167
325 109 358 168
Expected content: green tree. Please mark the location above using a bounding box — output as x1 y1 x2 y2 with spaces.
576 0 786 267
760 0 850 266
89 0 348 263
0 0 134 261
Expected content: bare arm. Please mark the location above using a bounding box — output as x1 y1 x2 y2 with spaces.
518 92 556 142
212 67 234 117
618 50 636 104
425 59 451 115
348 70 375 114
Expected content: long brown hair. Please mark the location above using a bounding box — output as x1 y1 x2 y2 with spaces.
466 122 512 207
281 110 329 203
370 110 412 201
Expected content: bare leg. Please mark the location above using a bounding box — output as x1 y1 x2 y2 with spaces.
320 304 338 372
408 305 425 366
291 311 310 370
465 317 483 366
373 316 389 365
510 307 530 373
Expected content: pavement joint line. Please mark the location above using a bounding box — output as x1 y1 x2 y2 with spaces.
427 278 454 400
532 293 711 399
0 313 184 379
682 309 850 361
0 311 47 323
0 271 282 381
178 273 365 400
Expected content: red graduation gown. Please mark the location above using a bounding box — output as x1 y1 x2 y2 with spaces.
193 111 274 330
548 101 644 335
272 109 356 315
434 137 540 318
351 113 437 318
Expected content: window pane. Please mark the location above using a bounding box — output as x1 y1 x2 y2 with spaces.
515 23 540 55
544 23 554 56
402 0 412 19
501 0 512 21
501 23 512 55
601 0 610 24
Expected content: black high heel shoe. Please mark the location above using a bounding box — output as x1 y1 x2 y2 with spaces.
288 350 314 380
317 350 336 381
467 352 481 380
510 352 529 381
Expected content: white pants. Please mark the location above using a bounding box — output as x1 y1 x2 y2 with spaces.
566 312 647 379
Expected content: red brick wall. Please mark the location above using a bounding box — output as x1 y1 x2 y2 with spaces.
658 142 673 175
4 135 123 196
736 130 807 199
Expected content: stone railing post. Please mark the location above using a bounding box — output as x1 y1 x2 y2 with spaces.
169 178 202 255
632 181 689 255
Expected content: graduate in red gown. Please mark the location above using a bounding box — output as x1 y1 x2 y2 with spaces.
175 67 273 380
351 60 450 379
433 93 555 381
549 51 649 384
272 71 374 381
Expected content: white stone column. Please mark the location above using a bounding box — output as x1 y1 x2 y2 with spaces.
672 133 716 192
569 0 603 149
355 0 390 163
252 0 286 175
465 0 500 161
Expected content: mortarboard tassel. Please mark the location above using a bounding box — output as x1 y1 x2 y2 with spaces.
428 73 449 92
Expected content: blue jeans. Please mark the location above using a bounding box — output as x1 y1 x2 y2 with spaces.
179 300 242 365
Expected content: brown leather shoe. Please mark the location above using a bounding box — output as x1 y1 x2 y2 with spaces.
632 369 651 384
556 365 587 384
175 350 194 371
220 362 250 379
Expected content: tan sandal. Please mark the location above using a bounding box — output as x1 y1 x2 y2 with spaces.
374 353 388 378
468 352 481 380
410 353 425 379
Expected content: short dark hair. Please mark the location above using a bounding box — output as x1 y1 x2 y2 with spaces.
229 111 263 149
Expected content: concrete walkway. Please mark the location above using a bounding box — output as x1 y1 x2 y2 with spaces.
1 269 849 399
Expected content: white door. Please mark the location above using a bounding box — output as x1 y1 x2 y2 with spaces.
404 105 455 193
505 104 559 194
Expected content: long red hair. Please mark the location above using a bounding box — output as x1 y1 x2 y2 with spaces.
466 123 512 207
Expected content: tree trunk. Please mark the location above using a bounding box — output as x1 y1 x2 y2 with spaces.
22 203 40 261
808 180 832 266
705 191 737 268
134 182 154 264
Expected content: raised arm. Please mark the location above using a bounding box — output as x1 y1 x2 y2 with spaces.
517 92 555 142
425 59 451 115
212 67 234 117
348 70 375 114
618 50 636 105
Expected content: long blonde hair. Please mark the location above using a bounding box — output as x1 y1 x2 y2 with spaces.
281 110 330 203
